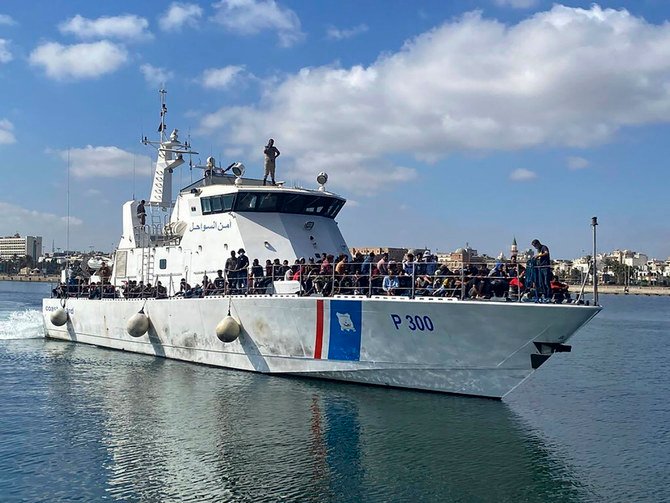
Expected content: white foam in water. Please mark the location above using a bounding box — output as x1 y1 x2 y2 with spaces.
0 310 45 340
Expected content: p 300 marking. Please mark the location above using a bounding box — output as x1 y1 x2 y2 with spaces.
390 314 434 331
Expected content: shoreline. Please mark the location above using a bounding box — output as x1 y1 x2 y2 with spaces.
569 284 670 296
0 275 59 283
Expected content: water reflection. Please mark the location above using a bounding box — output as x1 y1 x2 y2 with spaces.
1 340 588 502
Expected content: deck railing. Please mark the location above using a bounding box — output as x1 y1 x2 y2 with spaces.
52 259 588 305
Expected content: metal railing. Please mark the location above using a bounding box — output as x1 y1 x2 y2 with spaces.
52 259 589 305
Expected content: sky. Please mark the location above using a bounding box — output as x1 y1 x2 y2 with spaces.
1 0 670 260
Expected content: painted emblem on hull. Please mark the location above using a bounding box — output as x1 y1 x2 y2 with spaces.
335 312 356 332
328 301 362 361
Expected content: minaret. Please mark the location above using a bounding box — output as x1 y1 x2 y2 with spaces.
510 237 518 261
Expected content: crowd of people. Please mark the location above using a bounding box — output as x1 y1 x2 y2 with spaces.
51 240 573 303
52 280 119 299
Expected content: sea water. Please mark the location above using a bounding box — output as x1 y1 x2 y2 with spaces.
0 280 668 502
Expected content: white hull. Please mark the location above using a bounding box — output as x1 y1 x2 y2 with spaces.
42 296 600 398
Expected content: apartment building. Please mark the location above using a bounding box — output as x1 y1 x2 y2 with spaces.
0 235 43 259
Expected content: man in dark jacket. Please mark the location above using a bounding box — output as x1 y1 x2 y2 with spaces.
531 239 551 300
236 248 249 293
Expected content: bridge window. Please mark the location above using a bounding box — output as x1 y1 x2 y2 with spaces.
201 192 344 219
235 193 258 211
201 194 236 215
257 193 280 211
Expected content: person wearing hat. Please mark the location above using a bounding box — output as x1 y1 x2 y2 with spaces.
416 250 430 276
236 248 249 293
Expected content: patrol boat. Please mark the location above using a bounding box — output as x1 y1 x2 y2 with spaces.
42 93 601 399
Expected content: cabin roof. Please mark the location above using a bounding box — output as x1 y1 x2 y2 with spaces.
180 175 344 200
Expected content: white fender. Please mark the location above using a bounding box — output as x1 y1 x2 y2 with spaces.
216 315 240 343
50 308 69 327
127 310 150 337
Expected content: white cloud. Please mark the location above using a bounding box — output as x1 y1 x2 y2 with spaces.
509 168 537 181
84 188 109 204
0 14 16 26
0 119 16 144
29 41 127 80
212 0 304 47
198 5 670 192
55 146 152 178
567 156 590 170
140 63 174 87
494 0 539 8
289 151 417 194
0 39 12 63
327 24 368 41
201 65 244 89
159 2 203 31
0 201 82 241
59 14 151 41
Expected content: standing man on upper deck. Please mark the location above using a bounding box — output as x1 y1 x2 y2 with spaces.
263 138 280 186
531 239 551 300
137 200 147 226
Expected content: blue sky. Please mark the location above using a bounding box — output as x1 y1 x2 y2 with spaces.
1 0 670 259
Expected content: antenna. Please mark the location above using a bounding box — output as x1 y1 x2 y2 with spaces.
158 88 167 142
66 149 70 274
188 129 193 183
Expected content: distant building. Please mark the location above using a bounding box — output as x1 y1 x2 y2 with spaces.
608 249 648 268
446 245 479 268
551 259 574 279
0 234 43 259
434 252 452 263
350 247 407 262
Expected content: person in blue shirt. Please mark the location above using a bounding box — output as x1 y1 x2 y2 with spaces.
402 253 415 276
360 251 375 276
383 269 399 296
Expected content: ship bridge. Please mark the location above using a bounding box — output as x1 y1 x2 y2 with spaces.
117 170 349 289
113 89 349 288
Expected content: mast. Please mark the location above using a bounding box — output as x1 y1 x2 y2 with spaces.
142 89 197 207
159 88 167 143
